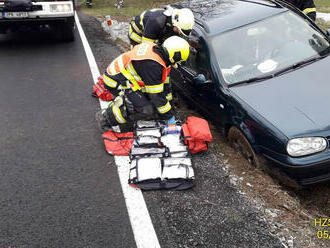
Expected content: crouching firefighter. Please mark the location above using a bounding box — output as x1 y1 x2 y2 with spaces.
95 36 190 132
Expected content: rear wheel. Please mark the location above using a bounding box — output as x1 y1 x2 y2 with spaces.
54 17 75 42
228 126 261 167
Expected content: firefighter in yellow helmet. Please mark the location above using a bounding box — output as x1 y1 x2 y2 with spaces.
95 36 190 131
129 6 195 46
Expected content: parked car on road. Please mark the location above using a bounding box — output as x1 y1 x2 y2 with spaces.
0 0 75 41
171 0 330 186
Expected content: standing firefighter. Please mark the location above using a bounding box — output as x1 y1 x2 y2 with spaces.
285 0 316 21
127 6 194 107
129 6 195 46
95 36 190 131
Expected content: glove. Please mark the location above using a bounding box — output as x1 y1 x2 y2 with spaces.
114 95 123 107
167 116 176 125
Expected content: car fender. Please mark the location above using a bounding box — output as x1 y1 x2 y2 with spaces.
226 93 288 156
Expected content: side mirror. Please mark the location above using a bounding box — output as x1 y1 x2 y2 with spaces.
327 29 330 38
193 74 212 85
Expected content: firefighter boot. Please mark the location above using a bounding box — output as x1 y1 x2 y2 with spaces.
95 109 112 132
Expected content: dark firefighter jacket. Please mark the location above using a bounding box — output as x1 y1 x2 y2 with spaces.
129 8 176 45
285 0 316 21
102 43 174 120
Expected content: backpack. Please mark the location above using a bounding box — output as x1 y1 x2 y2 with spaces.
102 130 135 156
92 76 113 101
182 116 213 154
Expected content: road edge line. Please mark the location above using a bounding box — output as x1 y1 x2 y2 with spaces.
75 12 161 248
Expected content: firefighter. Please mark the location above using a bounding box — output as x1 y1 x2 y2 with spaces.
86 0 92 8
128 6 195 46
285 0 316 21
95 36 190 132
128 7 194 108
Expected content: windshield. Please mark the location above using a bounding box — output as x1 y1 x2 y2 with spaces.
212 11 330 85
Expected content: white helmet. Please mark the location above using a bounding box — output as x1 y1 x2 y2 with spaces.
171 8 195 37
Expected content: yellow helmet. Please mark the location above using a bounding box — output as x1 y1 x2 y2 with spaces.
163 36 190 67
172 8 195 37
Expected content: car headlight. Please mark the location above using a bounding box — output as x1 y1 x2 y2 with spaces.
50 4 72 13
287 137 327 157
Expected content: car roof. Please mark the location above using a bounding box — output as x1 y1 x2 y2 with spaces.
173 0 288 35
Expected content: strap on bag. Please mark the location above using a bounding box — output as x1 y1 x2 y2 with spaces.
181 123 192 144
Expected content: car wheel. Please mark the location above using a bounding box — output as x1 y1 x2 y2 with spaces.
62 18 75 42
228 126 261 167
54 17 75 42
228 126 302 189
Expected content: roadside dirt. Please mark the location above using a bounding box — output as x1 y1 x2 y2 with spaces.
174 99 330 248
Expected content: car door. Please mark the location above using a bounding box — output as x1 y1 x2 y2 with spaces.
173 30 227 125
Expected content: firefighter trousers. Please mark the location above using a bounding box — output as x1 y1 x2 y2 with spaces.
106 90 158 127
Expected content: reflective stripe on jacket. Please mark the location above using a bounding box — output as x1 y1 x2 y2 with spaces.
302 7 316 15
106 43 171 92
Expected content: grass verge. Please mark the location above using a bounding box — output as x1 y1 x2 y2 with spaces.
81 0 330 18
80 0 176 21
315 0 330 13
316 19 330 32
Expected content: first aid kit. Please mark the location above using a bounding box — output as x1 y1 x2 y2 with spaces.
129 157 195 190
182 116 213 154
102 130 135 156
92 76 113 101
100 117 212 190
128 120 196 190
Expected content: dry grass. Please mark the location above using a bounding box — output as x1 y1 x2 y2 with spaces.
316 19 330 32
315 0 330 13
80 0 176 20
81 0 330 18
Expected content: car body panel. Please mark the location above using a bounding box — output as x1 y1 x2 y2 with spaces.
230 55 330 138
174 0 286 35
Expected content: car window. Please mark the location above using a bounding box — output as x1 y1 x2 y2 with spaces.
212 11 330 85
186 36 212 80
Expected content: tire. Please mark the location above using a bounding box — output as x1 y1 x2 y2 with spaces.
228 126 302 189
228 126 261 167
54 17 75 42
62 17 75 42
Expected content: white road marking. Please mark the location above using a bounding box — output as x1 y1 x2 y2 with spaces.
74 13 108 109
75 13 161 248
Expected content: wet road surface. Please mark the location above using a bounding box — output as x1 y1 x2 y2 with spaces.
0 18 135 248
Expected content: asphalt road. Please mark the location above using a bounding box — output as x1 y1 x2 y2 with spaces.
0 21 135 247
